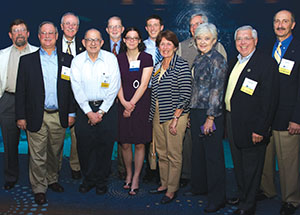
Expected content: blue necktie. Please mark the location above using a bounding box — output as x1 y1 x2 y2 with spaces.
155 47 162 64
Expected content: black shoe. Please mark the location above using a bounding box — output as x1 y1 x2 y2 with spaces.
48 182 64 192
149 188 167 194
4 181 16 190
255 192 272 201
34 193 47 205
79 184 95 193
233 207 255 215
160 193 177 204
96 186 108 195
71 170 82 180
204 202 226 213
179 178 190 188
128 188 139 196
227 197 240 205
280 202 297 215
183 190 205 196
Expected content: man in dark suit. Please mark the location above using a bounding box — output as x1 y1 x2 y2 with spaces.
224 25 278 215
15 21 75 205
57 12 85 180
260 10 300 215
102 16 126 180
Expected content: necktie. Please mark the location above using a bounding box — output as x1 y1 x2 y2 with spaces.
274 42 282 64
66 41 73 55
112 43 117 56
155 47 162 64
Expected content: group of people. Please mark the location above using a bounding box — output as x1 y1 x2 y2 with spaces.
0 9 299 215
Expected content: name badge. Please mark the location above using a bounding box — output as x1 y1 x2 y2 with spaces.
101 74 110 88
279 58 295 76
61 66 71 81
129 60 141 72
240 77 258 96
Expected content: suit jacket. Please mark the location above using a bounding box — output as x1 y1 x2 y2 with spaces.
56 36 85 56
228 50 278 148
102 39 126 54
15 49 75 132
271 38 300 130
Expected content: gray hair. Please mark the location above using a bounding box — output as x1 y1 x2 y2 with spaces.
194 23 218 40
61 12 80 25
107 16 123 26
38 21 58 34
84 28 103 40
190 13 208 23
234 25 258 40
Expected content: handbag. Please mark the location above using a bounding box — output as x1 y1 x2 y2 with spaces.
148 140 157 170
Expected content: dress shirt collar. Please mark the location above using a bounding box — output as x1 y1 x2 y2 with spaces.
63 35 75 43
39 47 57 56
84 50 104 62
274 34 293 52
146 37 156 46
237 48 255 64
110 39 121 51
12 43 30 54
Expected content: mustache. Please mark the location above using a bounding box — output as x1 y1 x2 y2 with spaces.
16 35 25 40
276 27 286 31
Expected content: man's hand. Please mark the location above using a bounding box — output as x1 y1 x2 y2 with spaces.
17 119 27 130
288 122 300 135
87 111 102 126
68 116 75 127
252 132 263 144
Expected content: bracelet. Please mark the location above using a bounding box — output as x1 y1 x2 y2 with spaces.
172 115 179 120
207 116 214 120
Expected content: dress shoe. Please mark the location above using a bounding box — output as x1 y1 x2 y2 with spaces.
48 182 64 192
233 207 255 215
227 197 240 205
280 202 297 215
96 186 108 195
255 192 274 201
79 184 95 193
123 182 131 190
4 181 16 190
34 193 47 205
179 178 190 188
128 188 139 196
71 170 82 180
204 202 226 213
149 188 167 194
160 193 177 204
183 190 205 196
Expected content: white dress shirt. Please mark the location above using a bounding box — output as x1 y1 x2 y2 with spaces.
62 35 76 57
70 50 121 114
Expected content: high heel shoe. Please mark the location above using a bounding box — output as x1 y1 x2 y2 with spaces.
123 182 131 190
128 188 139 196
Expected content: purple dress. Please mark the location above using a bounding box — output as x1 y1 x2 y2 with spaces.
117 51 153 144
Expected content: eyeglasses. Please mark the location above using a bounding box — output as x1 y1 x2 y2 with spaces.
125 37 139 41
85 38 101 44
12 28 27 34
236 37 253 42
40 31 56 36
108 25 122 30
190 22 203 28
63 22 78 27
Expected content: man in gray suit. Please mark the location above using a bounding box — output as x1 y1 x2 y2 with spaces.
178 13 227 190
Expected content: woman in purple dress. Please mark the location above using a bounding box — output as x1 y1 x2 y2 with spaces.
117 27 153 195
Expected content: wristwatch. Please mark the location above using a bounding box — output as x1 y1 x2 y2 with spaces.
98 109 105 116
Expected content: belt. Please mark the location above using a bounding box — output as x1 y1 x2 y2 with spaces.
5 91 15 95
89 100 103 107
44 109 59 114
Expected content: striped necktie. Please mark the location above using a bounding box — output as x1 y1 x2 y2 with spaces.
112 43 117 56
155 47 162 64
274 42 282 64
66 41 73 55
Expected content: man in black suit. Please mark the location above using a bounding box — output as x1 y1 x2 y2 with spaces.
260 10 300 215
224 25 278 215
15 21 75 205
57 12 85 180
102 16 126 180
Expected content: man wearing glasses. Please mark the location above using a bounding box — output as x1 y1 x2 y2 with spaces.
57 12 85 180
0 19 38 190
70 29 120 195
15 21 75 205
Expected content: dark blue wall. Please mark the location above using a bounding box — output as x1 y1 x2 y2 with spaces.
0 0 298 60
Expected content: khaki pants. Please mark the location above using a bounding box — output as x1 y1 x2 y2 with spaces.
261 130 300 207
69 126 80 171
27 112 66 194
153 108 188 193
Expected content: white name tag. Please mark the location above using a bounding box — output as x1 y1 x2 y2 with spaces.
240 77 258 96
129 60 141 71
61 66 71 80
279 58 295 76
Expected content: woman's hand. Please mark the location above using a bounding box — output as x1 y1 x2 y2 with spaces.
169 119 178 135
123 109 132 118
123 101 135 112
203 118 214 135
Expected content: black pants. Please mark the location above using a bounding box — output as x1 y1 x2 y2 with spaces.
226 112 266 210
190 109 226 206
75 103 117 187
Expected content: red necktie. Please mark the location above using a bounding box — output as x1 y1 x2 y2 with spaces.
112 43 117 56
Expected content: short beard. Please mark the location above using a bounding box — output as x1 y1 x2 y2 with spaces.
15 36 26 47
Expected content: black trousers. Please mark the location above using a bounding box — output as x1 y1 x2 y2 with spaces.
190 109 226 206
75 102 117 187
0 92 21 183
226 112 266 210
